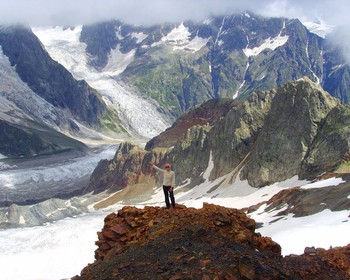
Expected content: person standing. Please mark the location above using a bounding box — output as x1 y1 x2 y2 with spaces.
150 162 176 208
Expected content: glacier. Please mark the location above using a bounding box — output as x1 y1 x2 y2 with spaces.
0 145 117 189
32 26 170 139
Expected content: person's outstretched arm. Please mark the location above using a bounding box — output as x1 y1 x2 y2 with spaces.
150 162 163 172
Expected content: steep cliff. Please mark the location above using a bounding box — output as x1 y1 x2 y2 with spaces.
240 77 339 186
0 25 107 127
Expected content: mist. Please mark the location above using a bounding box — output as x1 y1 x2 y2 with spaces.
0 0 348 27
0 0 349 61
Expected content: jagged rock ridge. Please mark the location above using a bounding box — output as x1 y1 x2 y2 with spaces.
86 77 350 195
73 204 350 279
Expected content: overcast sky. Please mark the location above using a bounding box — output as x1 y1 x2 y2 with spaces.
0 0 349 27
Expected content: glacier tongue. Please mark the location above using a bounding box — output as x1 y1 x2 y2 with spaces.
33 26 170 139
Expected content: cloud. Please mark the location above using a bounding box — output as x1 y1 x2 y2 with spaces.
0 0 349 62
0 0 348 27
0 0 257 26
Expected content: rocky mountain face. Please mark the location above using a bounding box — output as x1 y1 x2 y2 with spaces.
240 77 340 186
86 77 350 195
80 13 350 119
0 25 106 127
72 204 350 280
0 25 127 157
84 142 152 194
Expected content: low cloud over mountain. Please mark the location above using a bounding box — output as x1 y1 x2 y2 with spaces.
0 0 349 27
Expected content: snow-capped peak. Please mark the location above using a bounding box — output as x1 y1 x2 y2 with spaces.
302 18 334 38
161 22 190 44
155 23 209 52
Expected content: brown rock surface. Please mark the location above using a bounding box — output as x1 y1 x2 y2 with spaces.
72 204 350 280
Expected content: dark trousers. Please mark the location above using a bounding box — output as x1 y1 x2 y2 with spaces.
163 185 175 208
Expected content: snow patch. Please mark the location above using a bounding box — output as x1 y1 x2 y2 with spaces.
252 209 350 256
157 23 209 52
202 151 214 180
131 32 147 43
203 19 212 25
300 177 344 189
215 16 228 46
233 80 245 99
19 215 25 224
243 35 289 57
174 36 209 52
162 23 190 43
102 45 135 75
332 64 346 71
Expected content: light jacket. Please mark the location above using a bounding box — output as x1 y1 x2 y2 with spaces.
152 165 175 187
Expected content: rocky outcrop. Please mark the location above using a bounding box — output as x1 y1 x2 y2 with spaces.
301 105 350 178
207 89 275 180
85 143 159 194
240 77 339 186
73 204 350 280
